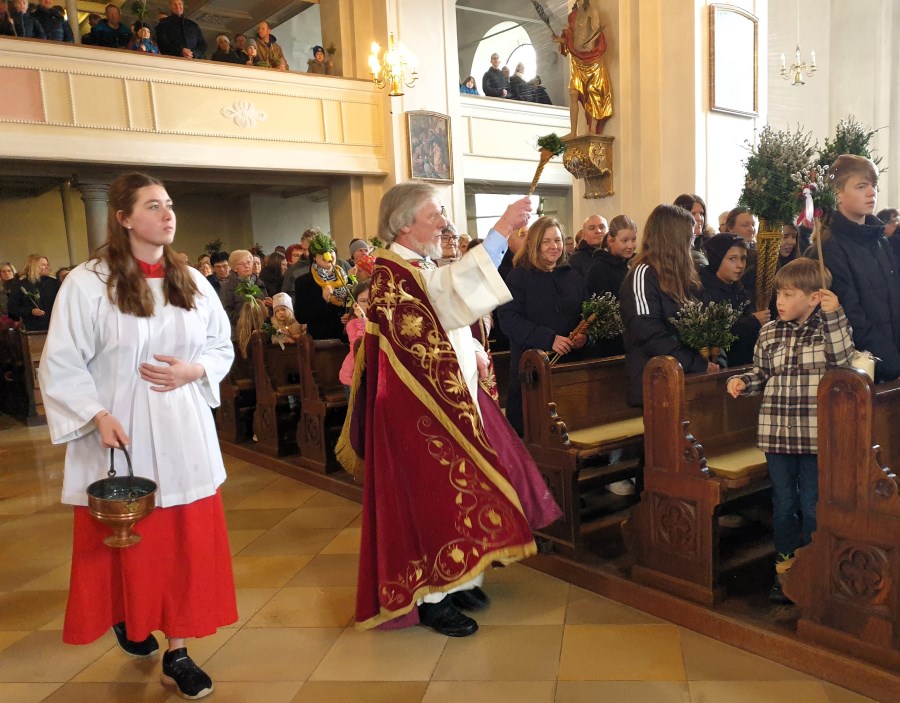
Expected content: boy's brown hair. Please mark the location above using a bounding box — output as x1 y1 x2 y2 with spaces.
827 154 878 192
774 257 832 294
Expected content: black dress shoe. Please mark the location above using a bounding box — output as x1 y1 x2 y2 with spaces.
450 586 491 611
418 598 478 637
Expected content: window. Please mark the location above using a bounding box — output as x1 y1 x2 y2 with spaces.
470 22 536 81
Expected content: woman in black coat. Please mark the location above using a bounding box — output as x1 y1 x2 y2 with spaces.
586 215 637 357
8 255 60 332
497 217 588 435
294 236 349 340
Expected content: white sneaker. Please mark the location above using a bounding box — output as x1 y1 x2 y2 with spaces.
607 479 635 496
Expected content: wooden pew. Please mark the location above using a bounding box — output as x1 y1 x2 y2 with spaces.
782 369 900 671
19 330 47 427
250 331 301 457
295 335 350 473
624 355 771 605
492 350 511 408
519 351 644 557
0 328 27 418
215 342 255 444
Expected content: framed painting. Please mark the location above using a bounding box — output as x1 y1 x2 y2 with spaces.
407 111 453 183
709 4 758 117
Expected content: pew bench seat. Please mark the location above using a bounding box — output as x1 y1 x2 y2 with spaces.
274 383 303 397
566 417 645 451
705 447 768 481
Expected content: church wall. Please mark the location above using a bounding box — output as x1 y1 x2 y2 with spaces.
249 191 332 253
0 188 87 270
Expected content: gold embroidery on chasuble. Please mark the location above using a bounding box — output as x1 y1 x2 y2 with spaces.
367 254 531 608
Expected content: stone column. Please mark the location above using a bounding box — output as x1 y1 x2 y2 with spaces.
59 181 78 266
77 182 110 256
65 0 80 42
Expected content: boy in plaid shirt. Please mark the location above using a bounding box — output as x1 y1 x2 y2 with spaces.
726 258 856 603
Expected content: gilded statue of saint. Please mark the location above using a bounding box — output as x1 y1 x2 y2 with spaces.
553 0 613 138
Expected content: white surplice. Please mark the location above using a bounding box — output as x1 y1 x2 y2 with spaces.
388 243 512 415
39 260 234 508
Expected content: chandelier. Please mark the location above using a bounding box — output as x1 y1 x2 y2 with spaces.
780 1 816 86
368 33 418 97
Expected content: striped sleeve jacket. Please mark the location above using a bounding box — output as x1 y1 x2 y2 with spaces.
729 307 856 455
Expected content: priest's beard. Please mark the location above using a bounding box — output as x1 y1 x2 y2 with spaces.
424 241 443 260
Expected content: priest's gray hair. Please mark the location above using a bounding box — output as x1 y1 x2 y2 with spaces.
378 182 438 244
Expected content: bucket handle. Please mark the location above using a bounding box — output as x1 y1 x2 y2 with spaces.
108 444 134 479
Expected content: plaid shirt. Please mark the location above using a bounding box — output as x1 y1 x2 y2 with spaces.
729 307 855 455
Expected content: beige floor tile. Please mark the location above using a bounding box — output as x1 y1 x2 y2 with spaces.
556 681 691 703
287 554 360 588
432 625 564 682
204 628 342 682
483 561 568 586
0 630 113 682
0 558 67 591
475 576 569 626
0 683 64 703
558 625 685 681
0 631 30 654
299 492 360 510
565 586 665 625
232 477 318 510
41 681 174 703
277 506 361 530
237 526 342 557
227 529 266 555
231 555 312 588
0 490 61 515
689 681 832 703
16 562 71 591
311 626 449 681
246 587 356 628
680 628 815 681
183 681 305 703
224 508 295 530
291 681 429 703
227 588 279 629
821 682 881 703
424 680 556 703
0 590 68 630
38 612 65 631
318 528 361 555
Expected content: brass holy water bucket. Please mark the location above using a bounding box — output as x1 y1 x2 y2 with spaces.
86 445 157 548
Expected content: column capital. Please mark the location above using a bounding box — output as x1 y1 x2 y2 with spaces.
76 182 110 203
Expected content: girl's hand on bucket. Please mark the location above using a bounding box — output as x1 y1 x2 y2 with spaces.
94 411 130 448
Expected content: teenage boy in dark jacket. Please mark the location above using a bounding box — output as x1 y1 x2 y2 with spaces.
32 0 73 42
817 154 900 381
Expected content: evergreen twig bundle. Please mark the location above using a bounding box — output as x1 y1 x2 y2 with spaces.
669 301 740 353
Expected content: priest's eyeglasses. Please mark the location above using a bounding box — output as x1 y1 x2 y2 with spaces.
427 205 447 224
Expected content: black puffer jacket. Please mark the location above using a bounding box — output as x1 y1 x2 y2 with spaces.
586 249 629 298
156 14 206 59
498 263 588 434
620 262 710 406
818 211 900 380
10 9 46 38
698 267 759 366
481 67 506 98
32 6 73 42
567 240 603 278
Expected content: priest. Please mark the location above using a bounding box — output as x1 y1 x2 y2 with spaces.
337 183 561 637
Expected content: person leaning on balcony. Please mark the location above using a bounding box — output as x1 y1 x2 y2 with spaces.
156 0 206 59
9 0 46 38
80 13 100 44
210 34 243 64
233 33 258 65
307 45 334 75
32 0 73 42
482 53 507 98
255 21 287 70
0 1 15 36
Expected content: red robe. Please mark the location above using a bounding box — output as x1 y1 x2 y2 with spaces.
337 250 538 630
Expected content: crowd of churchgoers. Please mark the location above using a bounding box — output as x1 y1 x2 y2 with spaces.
460 52 552 104
0 0 337 74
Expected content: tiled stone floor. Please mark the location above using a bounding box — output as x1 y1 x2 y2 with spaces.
0 421 878 703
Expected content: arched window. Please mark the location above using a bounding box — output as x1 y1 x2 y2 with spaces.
470 22 537 81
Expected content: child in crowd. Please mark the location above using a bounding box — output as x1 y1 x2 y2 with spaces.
586 214 637 299
270 292 303 344
818 154 900 381
339 281 370 398
699 234 769 366
726 258 856 603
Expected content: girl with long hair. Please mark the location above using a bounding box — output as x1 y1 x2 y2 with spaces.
39 172 236 700
7 253 59 330
621 204 719 406
498 216 588 434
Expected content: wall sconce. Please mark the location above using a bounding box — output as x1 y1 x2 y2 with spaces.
368 33 418 97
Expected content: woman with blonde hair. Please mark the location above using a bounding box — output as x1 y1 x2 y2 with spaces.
498 216 588 434
621 204 719 406
39 172 235 700
7 253 59 330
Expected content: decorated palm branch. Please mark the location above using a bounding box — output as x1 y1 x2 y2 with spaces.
669 301 740 360
515 133 566 239
549 293 623 365
755 230 781 312
235 279 266 358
